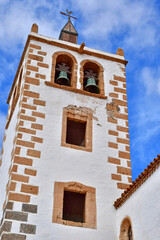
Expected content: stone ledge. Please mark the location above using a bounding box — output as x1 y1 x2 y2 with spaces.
45 81 107 99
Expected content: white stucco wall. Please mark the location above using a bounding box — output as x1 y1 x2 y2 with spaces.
117 166 160 240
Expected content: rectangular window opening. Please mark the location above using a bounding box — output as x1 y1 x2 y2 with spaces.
63 191 85 223
66 118 86 147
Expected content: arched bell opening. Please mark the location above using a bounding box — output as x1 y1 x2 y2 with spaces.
55 54 73 87
119 217 133 240
82 61 100 94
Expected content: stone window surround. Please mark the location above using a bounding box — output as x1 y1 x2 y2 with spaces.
61 106 93 152
52 181 97 229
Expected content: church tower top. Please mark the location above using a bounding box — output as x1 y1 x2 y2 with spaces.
59 10 78 44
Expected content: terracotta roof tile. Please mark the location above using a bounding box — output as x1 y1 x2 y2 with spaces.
114 155 160 209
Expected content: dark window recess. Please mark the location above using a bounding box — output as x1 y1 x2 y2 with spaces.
128 226 132 240
66 119 86 147
63 191 85 223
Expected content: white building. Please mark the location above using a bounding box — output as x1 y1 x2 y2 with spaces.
0 19 159 240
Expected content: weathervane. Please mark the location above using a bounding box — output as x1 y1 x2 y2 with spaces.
60 9 78 20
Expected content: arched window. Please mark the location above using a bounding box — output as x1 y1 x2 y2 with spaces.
51 52 78 88
80 60 104 95
119 217 133 240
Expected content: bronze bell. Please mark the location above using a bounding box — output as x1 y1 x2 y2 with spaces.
56 70 70 86
85 77 99 94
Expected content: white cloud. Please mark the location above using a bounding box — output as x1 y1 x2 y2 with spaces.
0 0 66 52
140 67 160 95
72 0 160 51
0 0 159 54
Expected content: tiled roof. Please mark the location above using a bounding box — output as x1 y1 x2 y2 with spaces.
114 155 160 209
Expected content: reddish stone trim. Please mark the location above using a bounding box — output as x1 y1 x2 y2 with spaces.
26 65 39 72
113 75 126 82
14 156 33 166
108 117 117 124
11 174 29 183
109 93 118 98
108 142 118 149
30 43 41 50
31 123 43 130
8 192 30 203
35 73 46 80
32 111 45 119
25 77 40 86
119 151 130 160
108 157 120 165
37 62 49 68
28 54 43 62
21 184 39 195
23 91 39 99
110 80 118 86
108 130 118 136
112 174 122 181
27 149 41 158
22 103 37 111
37 51 47 56
24 168 37 176
33 99 46 106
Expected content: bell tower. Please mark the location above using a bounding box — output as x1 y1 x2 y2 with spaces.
0 18 131 240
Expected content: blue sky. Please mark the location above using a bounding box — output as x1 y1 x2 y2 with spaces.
0 0 160 180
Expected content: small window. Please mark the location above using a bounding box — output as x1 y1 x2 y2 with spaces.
66 119 86 147
61 106 92 152
63 191 85 223
52 181 96 229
